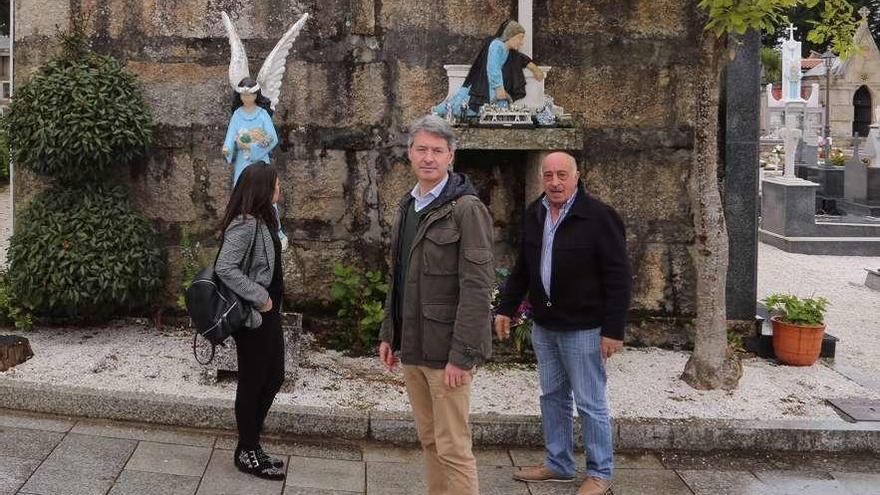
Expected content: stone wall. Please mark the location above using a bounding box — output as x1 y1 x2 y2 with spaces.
14 0 714 345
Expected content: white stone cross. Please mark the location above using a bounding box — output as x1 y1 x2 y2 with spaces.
787 23 797 40
860 6 870 19
519 0 533 58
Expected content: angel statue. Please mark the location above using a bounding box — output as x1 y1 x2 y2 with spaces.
221 11 309 250
221 11 309 185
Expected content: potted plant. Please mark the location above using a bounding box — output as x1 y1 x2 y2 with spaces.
762 293 829 366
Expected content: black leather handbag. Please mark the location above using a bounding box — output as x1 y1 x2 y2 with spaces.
185 225 258 364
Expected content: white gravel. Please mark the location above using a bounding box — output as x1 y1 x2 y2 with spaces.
1 179 878 422
2 318 877 421
757 242 880 382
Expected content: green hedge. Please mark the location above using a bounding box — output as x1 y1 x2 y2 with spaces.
7 184 165 320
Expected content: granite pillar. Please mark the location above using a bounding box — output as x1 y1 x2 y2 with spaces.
723 31 761 321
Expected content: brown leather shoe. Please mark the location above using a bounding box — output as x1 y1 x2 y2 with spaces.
512 464 575 483
578 476 613 495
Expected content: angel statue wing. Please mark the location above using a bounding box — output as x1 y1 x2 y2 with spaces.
221 11 250 89
256 13 310 110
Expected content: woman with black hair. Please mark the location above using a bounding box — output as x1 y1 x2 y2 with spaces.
222 77 279 185
214 162 286 480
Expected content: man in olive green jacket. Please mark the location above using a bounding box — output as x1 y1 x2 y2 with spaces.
378 115 494 495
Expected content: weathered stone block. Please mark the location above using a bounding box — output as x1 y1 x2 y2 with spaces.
350 0 376 35
581 156 692 235
395 61 448 125
443 0 515 37
125 62 228 127
536 0 688 39
80 0 310 39
281 241 351 301
549 66 673 128
124 154 199 224
14 0 69 39
285 151 350 239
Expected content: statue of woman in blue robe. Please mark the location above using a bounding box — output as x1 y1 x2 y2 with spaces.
434 20 545 118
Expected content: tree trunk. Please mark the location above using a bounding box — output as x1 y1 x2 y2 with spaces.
681 30 743 391
0 335 34 372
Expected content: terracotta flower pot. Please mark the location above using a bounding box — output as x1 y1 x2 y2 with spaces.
770 316 825 366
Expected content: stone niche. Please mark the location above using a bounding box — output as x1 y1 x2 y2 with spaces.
452 127 582 269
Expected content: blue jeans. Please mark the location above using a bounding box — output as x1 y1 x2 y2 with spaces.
531 324 613 480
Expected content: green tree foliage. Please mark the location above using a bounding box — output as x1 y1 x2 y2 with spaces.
5 25 152 183
702 0 859 58
0 0 8 35
328 262 388 355
7 184 166 321
761 46 783 84
0 115 8 183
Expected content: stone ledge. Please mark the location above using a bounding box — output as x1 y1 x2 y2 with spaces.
2 379 878 452
454 127 582 151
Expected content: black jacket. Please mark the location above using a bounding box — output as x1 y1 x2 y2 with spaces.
463 37 533 112
497 185 632 341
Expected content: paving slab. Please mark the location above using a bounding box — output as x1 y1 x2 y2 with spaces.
0 427 64 460
124 441 212 477
71 419 216 447
195 449 286 495
365 461 426 495
677 470 780 495
286 456 365 493
509 447 545 467
0 409 74 433
283 488 361 495
19 433 137 495
215 434 362 461
754 470 855 495
0 455 41 495
831 472 880 495
476 465 531 494
609 468 692 495
362 445 511 466
107 470 200 495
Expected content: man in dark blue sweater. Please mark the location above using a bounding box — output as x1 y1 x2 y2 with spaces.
496 152 632 495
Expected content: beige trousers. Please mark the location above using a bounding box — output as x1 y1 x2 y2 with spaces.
403 365 479 495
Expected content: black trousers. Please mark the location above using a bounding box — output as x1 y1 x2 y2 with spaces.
233 309 285 450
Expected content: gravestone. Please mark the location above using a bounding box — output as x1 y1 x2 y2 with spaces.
842 128 880 216
866 269 880 291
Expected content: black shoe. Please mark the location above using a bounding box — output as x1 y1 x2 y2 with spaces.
234 448 285 480
256 445 284 469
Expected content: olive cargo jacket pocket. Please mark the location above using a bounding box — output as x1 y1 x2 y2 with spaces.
421 303 457 361
423 228 460 275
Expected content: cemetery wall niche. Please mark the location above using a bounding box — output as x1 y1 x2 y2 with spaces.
14 0 713 346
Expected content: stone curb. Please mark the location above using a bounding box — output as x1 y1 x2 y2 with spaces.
2 379 879 452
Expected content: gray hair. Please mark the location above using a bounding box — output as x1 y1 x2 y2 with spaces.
408 114 457 152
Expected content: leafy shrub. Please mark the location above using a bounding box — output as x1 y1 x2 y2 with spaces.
7 184 165 320
0 115 9 183
0 270 34 330
328 262 388 354
762 293 829 326
5 28 152 183
176 229 203 311
492 268 535 358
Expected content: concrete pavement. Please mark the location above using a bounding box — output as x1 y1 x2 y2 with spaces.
1 408 879 495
